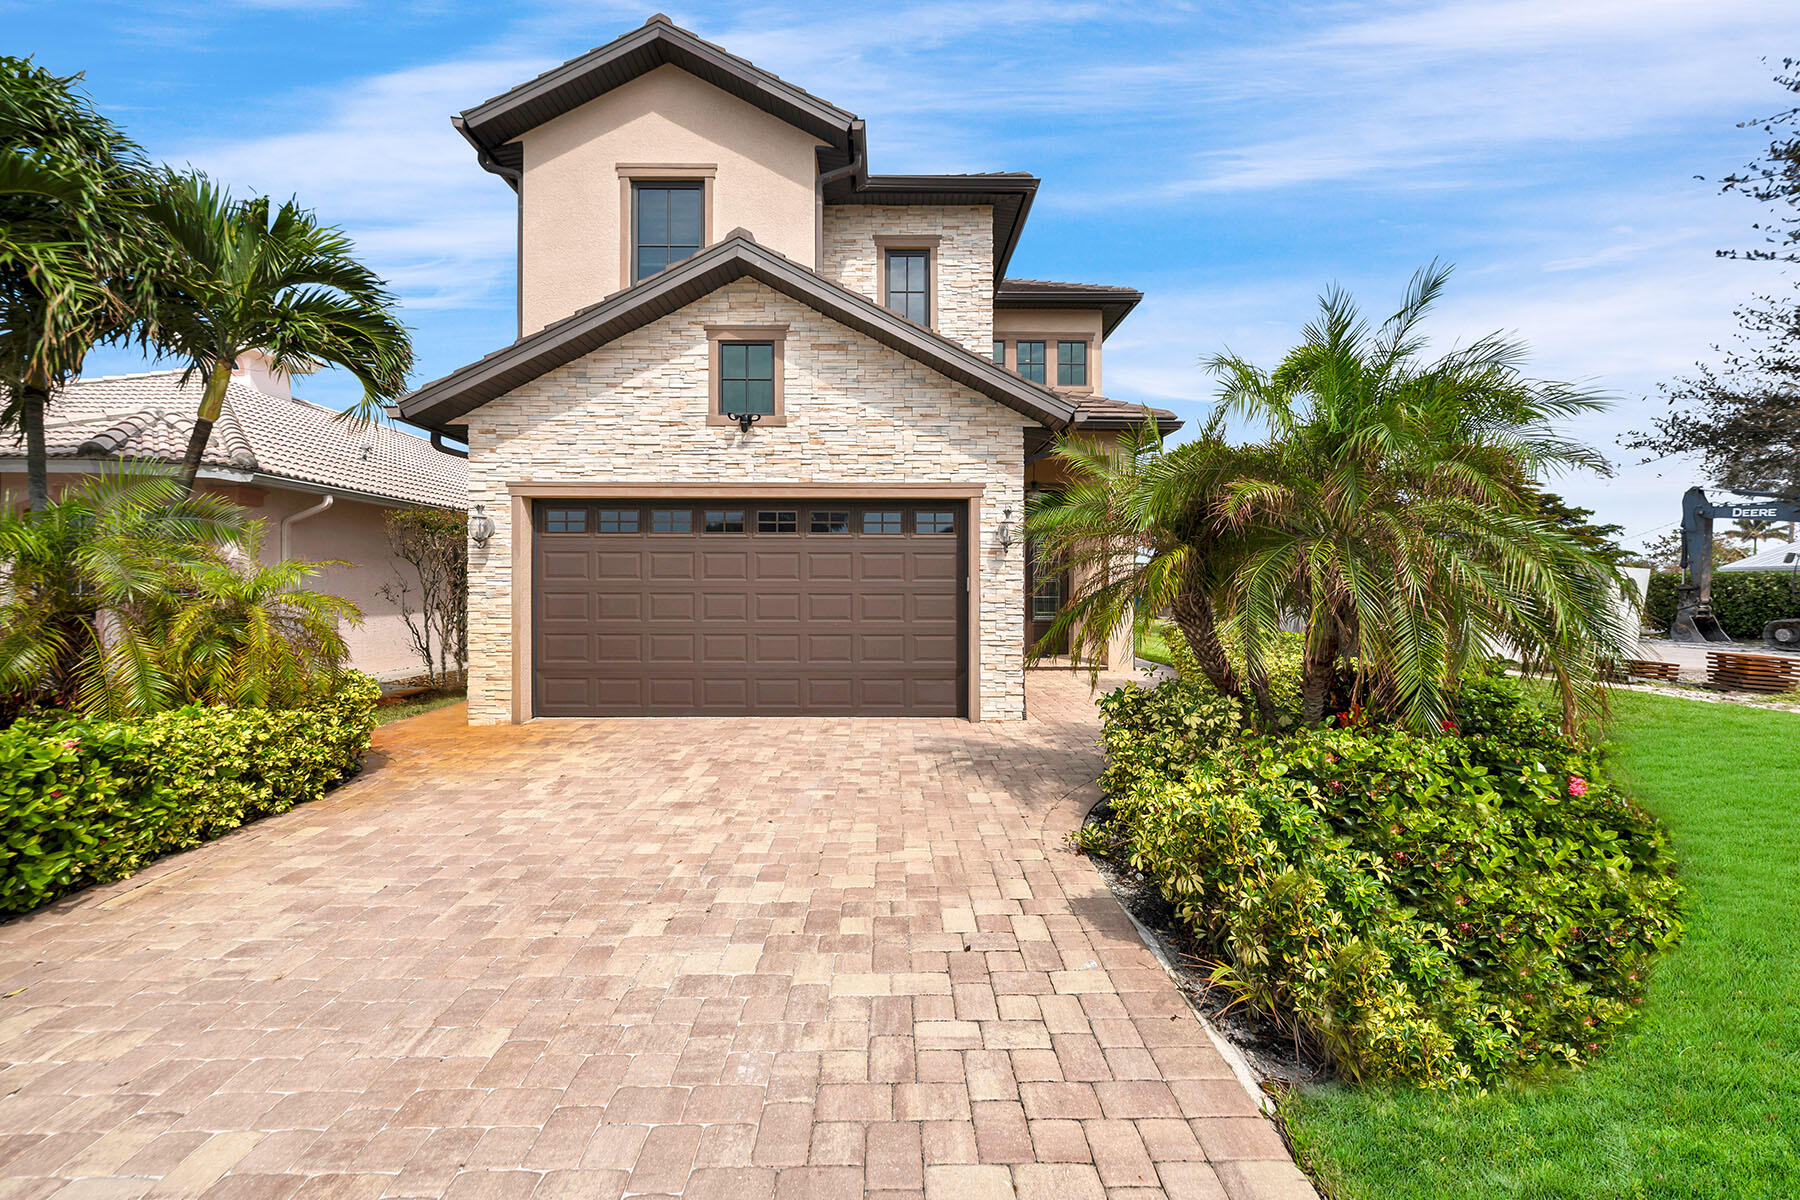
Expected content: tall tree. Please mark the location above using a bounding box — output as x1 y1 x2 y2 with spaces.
1629 59 1799 495
141 172 413 494
1035 264 1634 736
0 58 156 510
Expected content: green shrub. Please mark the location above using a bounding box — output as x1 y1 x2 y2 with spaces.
1643 570 1800 638
0 672 378 914
1093 669 1683 1088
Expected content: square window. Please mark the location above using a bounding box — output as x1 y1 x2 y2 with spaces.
862 510 902 534
651 509 691 533
1016 341 1046 383
704 509 745 533
885 249 929 324
1057 341 1088 387
633 182 703 282
810 510 850 534
719 340 776 416
595 508 638 533
917 510 956 534
758 510 798 533
544 507 586 533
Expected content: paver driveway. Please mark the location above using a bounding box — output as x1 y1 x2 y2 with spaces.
0 673 1315 1200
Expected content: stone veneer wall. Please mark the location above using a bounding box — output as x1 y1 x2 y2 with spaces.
461 277 1031 724
820 205 994 359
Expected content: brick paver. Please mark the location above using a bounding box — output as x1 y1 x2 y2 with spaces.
0 673 1315 1199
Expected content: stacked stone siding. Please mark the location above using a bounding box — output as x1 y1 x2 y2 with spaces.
462 277 1030 725
820 205 994 358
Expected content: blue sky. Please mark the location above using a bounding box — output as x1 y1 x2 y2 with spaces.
13 0 1792 551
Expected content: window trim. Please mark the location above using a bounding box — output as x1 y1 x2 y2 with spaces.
873 234 940 330
618 165 716 290
1057 339 1089 388
705 324 788 428
997 331 1098 392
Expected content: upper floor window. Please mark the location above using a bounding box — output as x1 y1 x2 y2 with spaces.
992 340 1005 366
1057 340 1089 387
1016 340 1046 384
632 181 703 281
885 249 930 325
719 341 776 416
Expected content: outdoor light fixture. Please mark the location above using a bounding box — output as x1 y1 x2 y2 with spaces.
998 507 1017 552
725 410 762 433
469 504 495 548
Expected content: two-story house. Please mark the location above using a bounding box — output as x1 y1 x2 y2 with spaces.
398 15 1176 723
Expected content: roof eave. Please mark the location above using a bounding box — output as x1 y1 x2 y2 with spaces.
397 238 1076 436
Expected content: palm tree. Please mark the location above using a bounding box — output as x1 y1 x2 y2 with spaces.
0 57 159 510
1033 263 1635 736
140 172 413 494
0 465 249 716
1726 519 1786 553
1024 418 1280 724
161 550 362 708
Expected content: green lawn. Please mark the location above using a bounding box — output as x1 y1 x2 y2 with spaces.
1285 689 1800 1199
374 689 466 725
1135 618 1178 667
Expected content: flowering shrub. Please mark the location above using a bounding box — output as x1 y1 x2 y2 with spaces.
0 673 378 915
1093 668 1684 1087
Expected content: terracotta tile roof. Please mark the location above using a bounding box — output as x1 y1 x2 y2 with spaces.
3 371 467 509
1062 392 1183 433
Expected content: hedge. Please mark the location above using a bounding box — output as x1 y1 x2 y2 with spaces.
1088 668 1684 1088
1644 570 1800 639
0 672 379 915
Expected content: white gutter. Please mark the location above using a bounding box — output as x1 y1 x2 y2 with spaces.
279 494 333 560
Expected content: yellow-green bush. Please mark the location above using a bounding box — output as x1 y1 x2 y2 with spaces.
1093 669 1684 1087
0 672 378 914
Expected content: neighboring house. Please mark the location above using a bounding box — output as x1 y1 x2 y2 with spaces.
398 14 1177 723
1 355 469 680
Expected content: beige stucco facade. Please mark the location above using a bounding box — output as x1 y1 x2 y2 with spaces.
995 307 1105 393
515 66 825 333
459 278 1031 725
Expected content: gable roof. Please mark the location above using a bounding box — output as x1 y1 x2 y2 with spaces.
3 372 467 509
396 233 1079 437
456 14 860 183
996 278 1144 336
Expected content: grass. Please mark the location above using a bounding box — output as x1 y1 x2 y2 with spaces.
374 688 465 726
1285 688 1800 1199
1136 618 1178 667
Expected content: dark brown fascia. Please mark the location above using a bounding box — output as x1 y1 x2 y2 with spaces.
823 172 1038 285
995 280 1144 337
396 235 1078 438
455 15 859 189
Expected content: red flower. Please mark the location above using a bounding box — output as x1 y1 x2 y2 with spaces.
1568 776 1589 797
1440 719 1458 732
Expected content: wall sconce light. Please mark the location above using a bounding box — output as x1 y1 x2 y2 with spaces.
998 507 1016 553
469 503 495 548
725 411 762 434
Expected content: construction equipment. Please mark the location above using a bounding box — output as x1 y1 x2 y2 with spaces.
1673 486 1800 646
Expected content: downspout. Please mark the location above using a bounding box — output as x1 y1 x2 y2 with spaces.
815 121 866 268
430 431 469 459
280 494 333 561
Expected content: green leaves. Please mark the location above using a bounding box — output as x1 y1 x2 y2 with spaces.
1090 669 1683 1088
0 672 378 914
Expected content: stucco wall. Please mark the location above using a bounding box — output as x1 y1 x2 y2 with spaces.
995 307 1105 393
516 65 824 333
819 205 995 359
0 471 433 681
460 277 1031 725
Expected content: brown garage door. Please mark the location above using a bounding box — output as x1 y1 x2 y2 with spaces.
533 500 967 717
